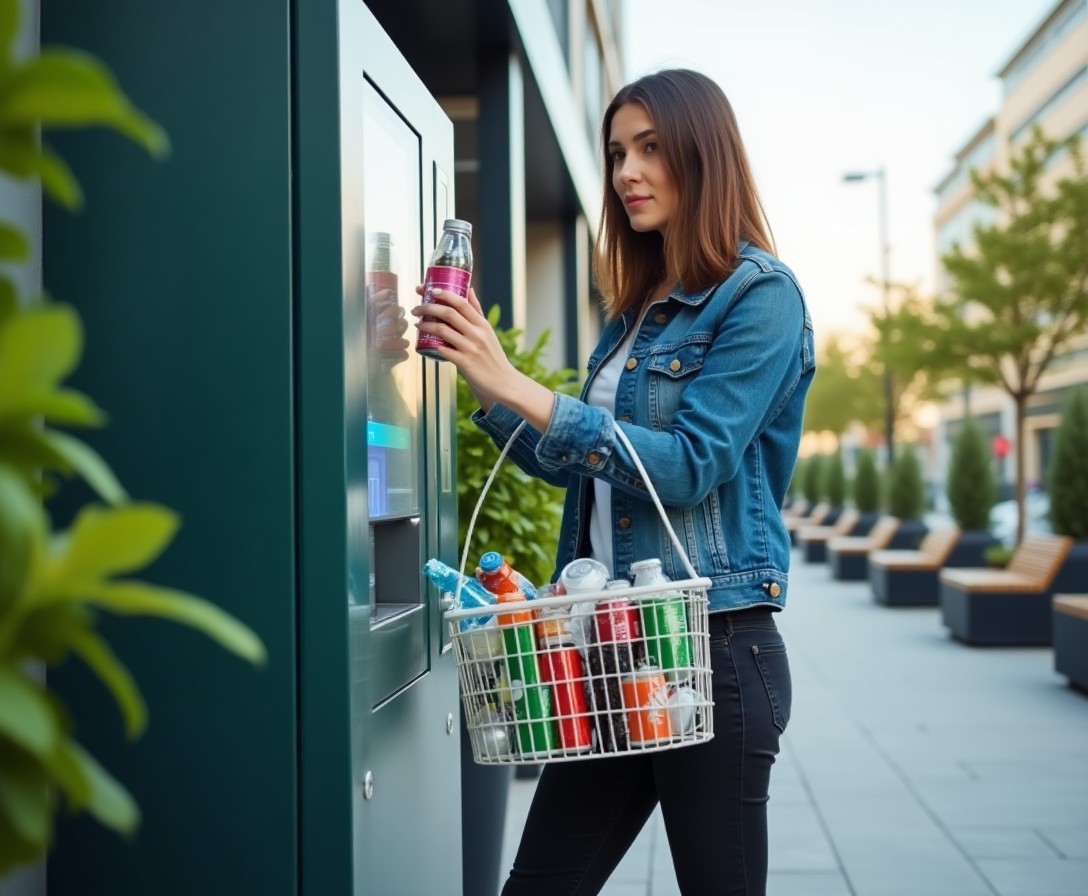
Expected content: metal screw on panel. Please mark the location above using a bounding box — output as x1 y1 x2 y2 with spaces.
446 713 455 735
363 770 374 800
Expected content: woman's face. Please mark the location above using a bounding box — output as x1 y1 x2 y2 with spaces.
608 102 678 235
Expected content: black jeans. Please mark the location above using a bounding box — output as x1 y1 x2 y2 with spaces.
500 608 791 896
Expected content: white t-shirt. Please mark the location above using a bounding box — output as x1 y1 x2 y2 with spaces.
584 317 642 576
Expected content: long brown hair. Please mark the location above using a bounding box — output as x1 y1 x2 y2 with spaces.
594 69 774 319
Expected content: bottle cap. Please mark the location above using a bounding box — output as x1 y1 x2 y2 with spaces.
368 231 393 244
605 579 632 590
629 559 663 573
442 218 472 236
478 550 504 573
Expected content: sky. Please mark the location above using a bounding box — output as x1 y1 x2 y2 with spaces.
621 0 1059 341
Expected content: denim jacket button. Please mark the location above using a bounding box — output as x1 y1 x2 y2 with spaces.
587 452 601 465
654 312 668 324
765 582 782 598
669 359 681 372
618 517 632 529
625 357 638 370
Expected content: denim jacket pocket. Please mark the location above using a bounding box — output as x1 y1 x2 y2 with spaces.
646 338 709 426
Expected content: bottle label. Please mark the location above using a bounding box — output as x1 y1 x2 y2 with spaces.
417 265 472 355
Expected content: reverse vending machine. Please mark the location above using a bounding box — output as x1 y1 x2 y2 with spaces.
43 2 463 893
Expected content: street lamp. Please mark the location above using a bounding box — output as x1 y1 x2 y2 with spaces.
843 167 895 463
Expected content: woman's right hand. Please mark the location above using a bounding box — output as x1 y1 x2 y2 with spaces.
411 286 557 430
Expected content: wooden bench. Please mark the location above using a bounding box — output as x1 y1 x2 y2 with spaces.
868 528 962 606
1053 595 1088 692
781 498 811 522
939 534 1074 645
798 509 864 564
786 501 832 546
826 515 901 581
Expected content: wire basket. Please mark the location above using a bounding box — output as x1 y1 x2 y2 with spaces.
445 423 714 765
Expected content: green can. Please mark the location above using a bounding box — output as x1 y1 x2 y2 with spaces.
631 559 693 684
497 593 556 759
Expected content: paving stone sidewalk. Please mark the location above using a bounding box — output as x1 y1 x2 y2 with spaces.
500 555 1088 895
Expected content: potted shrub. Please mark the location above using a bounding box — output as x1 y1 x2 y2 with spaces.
946 416 1000 565
886 444 928 548
852 447 882 532
1046 387 1088 589
822 449 845 526
802 453 824 506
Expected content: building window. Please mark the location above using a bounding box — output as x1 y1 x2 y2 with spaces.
547 0 569 70
1003 0 1087 96
583 12 603 145
1009 65 1088 144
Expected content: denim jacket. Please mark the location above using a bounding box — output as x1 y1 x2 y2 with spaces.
471 244 815 612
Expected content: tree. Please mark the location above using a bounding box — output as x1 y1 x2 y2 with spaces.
1048 388 1088 541
947 417 996 531
925 128 1088 543
866 282 963 419
853 448 881 514
802 336 882 438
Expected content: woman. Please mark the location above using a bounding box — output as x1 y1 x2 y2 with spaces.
413 68 814 896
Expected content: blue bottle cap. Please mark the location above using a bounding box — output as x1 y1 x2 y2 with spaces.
478 551 504 573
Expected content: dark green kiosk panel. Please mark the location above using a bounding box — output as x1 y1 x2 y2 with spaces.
41 2 462 893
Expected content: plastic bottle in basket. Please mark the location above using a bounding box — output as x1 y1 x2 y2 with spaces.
537 623 593 755
422 558 503 659
558 558 610 595
630 558 693 684
585 578 640 753
422 558 496 625
476 551 538 600
496 591 557 760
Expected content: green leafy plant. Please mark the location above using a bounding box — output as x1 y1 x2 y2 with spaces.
456 306 579 588
823 448 845 507
947 417 996 531
801 454 823 504
984 545 1015 569
1048 388 1088 541
0 1 264 875
852 448 880 513
886 444 925 522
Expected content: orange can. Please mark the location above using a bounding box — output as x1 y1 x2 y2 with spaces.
621 663 674 745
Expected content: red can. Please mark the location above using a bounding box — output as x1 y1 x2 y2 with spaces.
594 597 640 644
538 637 593 754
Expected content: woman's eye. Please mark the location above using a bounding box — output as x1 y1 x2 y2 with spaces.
610 150 625 162
644 142 658 153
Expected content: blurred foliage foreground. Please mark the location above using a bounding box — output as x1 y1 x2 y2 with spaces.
0 0 264 876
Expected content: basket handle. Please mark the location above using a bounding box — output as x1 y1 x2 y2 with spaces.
456 420 699 604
